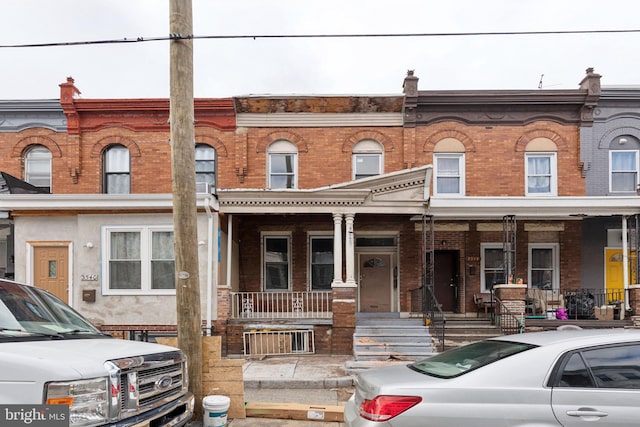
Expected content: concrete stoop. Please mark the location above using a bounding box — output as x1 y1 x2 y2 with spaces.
353 313 436 362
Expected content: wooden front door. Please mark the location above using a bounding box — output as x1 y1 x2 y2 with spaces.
359 253 392 312
433 250 459 312
33 245 69 303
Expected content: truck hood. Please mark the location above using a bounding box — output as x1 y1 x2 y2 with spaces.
0 338 180 381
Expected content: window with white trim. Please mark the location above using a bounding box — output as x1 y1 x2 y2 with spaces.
481 244 504 292
526 152 557 196
352 139 382 180
103 145 130 194
310 236 333 290
195 144 216 191
263 235 290 290
24 145 52 192
102 226 175 294
434 153 465 196
267 140 297 189
529 244 559 290
610 150 639 192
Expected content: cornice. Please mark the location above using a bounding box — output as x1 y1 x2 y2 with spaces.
236 112 402 127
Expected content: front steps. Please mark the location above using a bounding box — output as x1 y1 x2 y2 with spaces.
440 313 502 350
352 313 436 363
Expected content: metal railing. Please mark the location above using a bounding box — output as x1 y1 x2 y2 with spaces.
230 291 332 320
243 329 315 356
420 286 446 351
529 288 630 320
493 295 525 335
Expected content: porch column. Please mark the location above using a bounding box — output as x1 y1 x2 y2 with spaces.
332 213 344 286
345 213 356 286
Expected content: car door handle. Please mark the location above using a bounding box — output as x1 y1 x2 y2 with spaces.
566 408 608 419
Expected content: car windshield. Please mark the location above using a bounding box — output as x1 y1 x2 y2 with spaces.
410 340 537 378
0 281 103 338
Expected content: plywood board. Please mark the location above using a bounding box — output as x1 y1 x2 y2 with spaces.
245 401 344 422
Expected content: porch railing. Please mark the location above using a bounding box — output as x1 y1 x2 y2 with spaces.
529 288 629 320
494 295 525 335
230 291 332 320
410 285 446 351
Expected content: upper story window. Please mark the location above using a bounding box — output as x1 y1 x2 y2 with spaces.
267 140 297 189
24 145 52 192
610 150 638 193
263 234 290 290
433 138 465 196
103 145 130 194
526 153 557 195
352 139 382 180
195 144 217 193
525 138 557 196
101 225 175 295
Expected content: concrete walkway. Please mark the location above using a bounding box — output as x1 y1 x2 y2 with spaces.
187 354 411 427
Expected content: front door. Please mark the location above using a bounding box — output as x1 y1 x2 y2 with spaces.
33 245 69 303
358 253 392 312
433 250 458 312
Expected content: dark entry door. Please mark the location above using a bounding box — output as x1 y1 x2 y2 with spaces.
433 251 458 312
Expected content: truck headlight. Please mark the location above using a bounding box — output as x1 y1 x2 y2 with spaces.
46 378 109 426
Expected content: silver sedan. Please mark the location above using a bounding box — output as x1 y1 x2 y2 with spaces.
344 329 640 426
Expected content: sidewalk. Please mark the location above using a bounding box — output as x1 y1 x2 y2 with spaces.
185 355 411 427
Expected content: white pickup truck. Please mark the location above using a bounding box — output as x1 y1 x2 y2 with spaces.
0 279 194 426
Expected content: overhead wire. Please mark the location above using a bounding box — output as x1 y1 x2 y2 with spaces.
1 28 639 49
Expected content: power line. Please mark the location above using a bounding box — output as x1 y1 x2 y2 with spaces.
1 28 639 49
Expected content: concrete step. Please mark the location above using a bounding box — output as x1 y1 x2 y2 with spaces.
354 314 435 361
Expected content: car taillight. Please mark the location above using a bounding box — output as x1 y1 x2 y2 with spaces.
359 395 422 421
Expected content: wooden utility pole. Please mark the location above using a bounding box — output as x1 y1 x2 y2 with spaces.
169 0 203 418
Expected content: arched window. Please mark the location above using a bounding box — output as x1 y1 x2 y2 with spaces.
525 138 557 196
24 145 52 192
103 145 130 194
267 140 297 189
195 144 217 193
352 139 382 180
433 138 465 196
609 135 640 193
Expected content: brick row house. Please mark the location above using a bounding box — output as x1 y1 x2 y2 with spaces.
2 70 639 356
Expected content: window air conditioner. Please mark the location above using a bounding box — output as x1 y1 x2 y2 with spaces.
195 182 213 194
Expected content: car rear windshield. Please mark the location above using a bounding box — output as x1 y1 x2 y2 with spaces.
410 340 537 378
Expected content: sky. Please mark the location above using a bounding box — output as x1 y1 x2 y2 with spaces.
1 0 639 100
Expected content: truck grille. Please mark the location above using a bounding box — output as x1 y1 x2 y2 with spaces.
107 350 187 420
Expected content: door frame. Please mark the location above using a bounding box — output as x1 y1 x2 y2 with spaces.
26 241 73 305
356 250 397 312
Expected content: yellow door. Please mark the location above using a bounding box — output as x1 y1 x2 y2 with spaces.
605 249 624 292
33 245 69 303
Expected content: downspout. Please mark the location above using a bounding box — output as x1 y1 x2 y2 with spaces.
204 196 214 334
622 216 630 311
226 214 232 291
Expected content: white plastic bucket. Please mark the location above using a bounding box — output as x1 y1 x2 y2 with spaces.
203 395 230 427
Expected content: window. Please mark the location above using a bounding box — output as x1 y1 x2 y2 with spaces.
610 150 638 192
263 235 290 290
310 236 333 290
24 145 51 191
554 344 640 389
104 145 130 194
482 244 504 292
529 244 558 290
434 154 465 196
526 153 557 196
195 144 216 191
102 226 175 294
352 139 382 180
267 140 297 189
